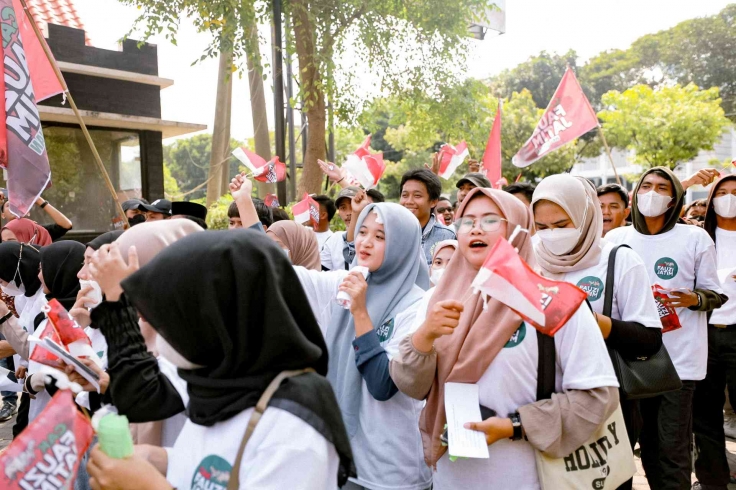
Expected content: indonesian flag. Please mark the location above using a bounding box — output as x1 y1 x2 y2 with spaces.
343 136 385 189
0 390 94 489
30 299 97 366
0 0 65 217
438 141 469 179
231 147 286 183
512 67 599 168
483 102 502 187
264 193 280 208
471 237 588 336
292 193 319 227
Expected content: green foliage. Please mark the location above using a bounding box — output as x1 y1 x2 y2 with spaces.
163 162 180 197
599 84 730 169
190 193 233 230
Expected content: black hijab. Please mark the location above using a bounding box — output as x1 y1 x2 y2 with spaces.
40 241 85 309
0 242 42 297
121 230 355 485
86 230 124 251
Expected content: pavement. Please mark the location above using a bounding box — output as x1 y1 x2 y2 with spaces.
0 410 15 452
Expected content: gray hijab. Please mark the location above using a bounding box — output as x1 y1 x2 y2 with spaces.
326 202 429 436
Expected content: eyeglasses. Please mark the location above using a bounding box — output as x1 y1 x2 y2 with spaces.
436 206 453 214
454 215 507 234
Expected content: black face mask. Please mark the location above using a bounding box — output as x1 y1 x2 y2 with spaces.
128 214 146 227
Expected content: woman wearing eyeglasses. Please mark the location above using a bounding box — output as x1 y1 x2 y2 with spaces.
390 187 620 489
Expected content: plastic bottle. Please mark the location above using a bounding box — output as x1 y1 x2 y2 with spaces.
97 413 134 459
336 266 370 309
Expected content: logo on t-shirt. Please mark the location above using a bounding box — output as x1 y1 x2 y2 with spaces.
192 455 232 490
654 257 678 280
376 318 395 344
504 322 527 348
576 276 604 302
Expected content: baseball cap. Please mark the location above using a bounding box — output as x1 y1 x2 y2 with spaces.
335 186 360 207
139 198 172 216
122 198 149 212
456 173 491 189
171 201 207 221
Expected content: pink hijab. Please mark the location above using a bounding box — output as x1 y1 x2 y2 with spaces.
2 218 52 246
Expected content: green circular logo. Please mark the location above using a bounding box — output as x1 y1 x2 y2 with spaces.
576 276 605 302
192 455 232 490
376 318 395 344
655 257 679 280
504 322 527 348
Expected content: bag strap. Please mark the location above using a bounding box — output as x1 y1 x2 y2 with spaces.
536 329 556 401
603 245 630 317
227 368 315 490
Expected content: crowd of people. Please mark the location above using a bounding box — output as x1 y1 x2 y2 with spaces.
0 158 733 490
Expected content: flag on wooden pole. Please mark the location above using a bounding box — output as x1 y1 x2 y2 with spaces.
512 67 598 168
483 101 502 187
0 0 64 217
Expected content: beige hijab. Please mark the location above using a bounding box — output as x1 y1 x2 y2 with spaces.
266 221 321 270
531 174 603 278
420 187 536 467
114 219 203 446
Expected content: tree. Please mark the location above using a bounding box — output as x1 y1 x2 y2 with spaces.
599 84 731 169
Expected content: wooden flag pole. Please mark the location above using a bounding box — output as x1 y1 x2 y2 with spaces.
20 0 129 228
597 126 622 186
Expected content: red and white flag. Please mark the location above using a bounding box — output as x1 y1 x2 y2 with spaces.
0 0 65 217
292 193 319 227
343 136 386 189
483 102 502 187
264 194 280 208
232 148 286 183
438 141 469 179
471 237 588 336
512 67 598 168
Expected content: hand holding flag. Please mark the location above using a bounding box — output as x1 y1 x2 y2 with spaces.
438 141 470 179
231 147 286 183
342 136 386 189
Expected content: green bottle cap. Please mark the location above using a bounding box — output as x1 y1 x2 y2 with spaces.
97 413 134 459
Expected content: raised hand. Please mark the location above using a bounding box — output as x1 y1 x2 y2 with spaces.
229 172 254 202
89 244 140 302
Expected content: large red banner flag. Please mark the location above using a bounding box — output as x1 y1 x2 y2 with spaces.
483 101 502 187
0 0 64 217
512 67 598 168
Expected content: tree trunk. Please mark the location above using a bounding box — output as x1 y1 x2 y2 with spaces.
220 67 233 195
245 20 274 198
291 0 326 195
206 50 233 207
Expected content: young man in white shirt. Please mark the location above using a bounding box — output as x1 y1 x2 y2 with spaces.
312 195 336 249
597 183 631 237
606 167 726 490
693 174 736 490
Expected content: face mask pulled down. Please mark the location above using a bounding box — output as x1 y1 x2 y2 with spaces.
1 281 24 297
79 279 103 308
713 194 736 219
637 190 672 218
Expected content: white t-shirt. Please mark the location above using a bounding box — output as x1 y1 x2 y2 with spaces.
412 293 619 489
166 406 339 490
315 229 334 250
320 232 347 271
293 267 432 490
710 227 736 325
542 240 661 328
606 224 722 380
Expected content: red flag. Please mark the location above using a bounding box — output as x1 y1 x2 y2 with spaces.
438 141 469 179
254 158 286 183
29 319 65 367
0 390 94 489
45 299 96 358
0 0 65 217
231 148 286 183
264 194 280 208
471 237 588 336
343 136 385 189
292 193 319 227
354 135 372 159
512 67 598 168
483 102 502 187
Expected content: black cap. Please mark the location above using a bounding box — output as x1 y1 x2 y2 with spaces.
335 186 360 207
122 198 148 212
456 172 492 189
139 198 172 216
171 201 207 221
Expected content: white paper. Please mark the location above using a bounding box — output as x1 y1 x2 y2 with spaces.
444 382 489 459
31 338 101 391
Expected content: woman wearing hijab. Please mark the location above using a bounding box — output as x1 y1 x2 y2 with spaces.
391 187 619 489
429 240 457 287
1 218 52 246
266 220 322 270
87 230 354 489
531 174 662 487
291 192 432 490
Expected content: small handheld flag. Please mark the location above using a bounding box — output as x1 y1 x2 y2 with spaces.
232 148 286 183
438 141 469 179
292 193 320 227
343 136 386 189
264 194 280 208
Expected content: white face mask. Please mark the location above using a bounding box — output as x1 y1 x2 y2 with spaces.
156 335 205 370
430 267 445 286
79 279 103 308
536 228 582 256
637 190 672 217
713 194 736 219
1 281 25 297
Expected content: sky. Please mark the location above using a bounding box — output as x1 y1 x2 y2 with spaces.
73 0 733 143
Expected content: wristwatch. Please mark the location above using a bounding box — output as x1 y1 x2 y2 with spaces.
509 412 522 441
39 200 49 209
